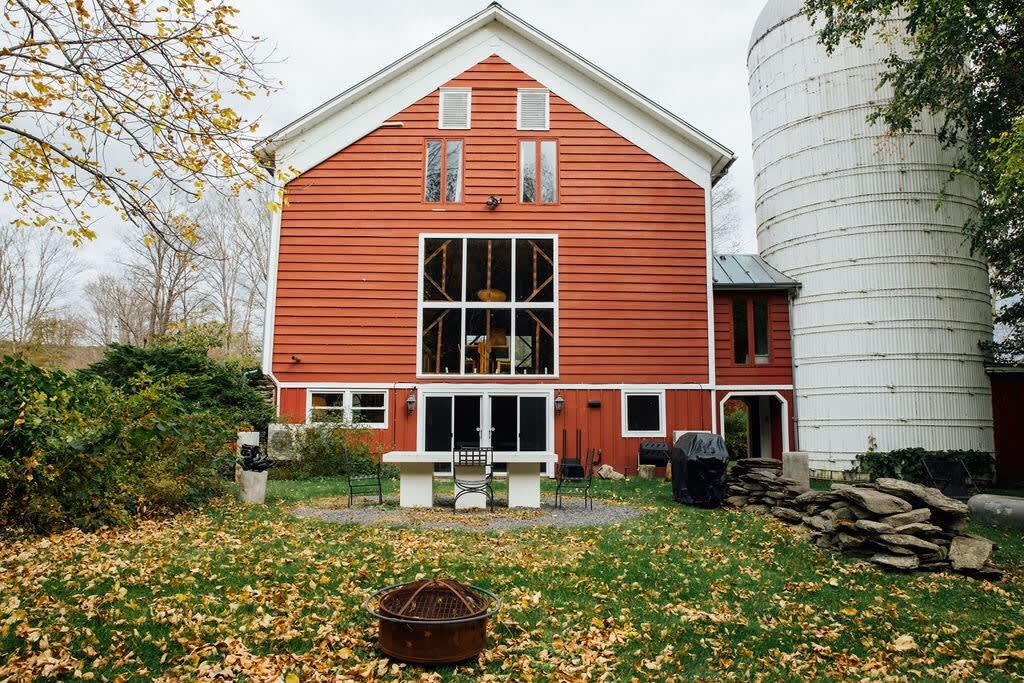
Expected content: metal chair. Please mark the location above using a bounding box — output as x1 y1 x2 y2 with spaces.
453 447 494 511
920 455 972 499
555 448 602 510
343 448 383 507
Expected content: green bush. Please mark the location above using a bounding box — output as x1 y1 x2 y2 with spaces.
86 339 273 432
0 356 235 533
855 447 996 485
270 421 394 480
723 401 749 460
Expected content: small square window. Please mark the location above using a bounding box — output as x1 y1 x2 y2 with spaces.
622 392 665 437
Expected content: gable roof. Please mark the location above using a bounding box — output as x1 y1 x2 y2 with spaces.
712 254 799 290
258 3 735 189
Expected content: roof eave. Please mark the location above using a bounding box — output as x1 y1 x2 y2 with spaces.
712 282 800 291
256 3 735 168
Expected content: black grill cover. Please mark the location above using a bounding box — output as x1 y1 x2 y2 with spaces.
670 432 729 508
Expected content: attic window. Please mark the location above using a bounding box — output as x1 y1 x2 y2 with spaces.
517 89 549 130
439 88 471 129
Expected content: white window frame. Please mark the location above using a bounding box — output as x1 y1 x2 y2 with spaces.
438 88 472 130
416 233 559 379
517 88 550 131
416 386 554 457
621 389 666 438
306 389 389 429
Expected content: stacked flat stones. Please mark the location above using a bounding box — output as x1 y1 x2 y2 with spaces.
725 458 1001 579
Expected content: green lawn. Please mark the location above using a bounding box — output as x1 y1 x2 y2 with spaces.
1 477 1023 682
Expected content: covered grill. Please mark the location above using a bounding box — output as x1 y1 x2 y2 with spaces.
670 432 730 508
365 579 500 664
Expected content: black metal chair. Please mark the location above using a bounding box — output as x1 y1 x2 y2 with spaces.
555 448 602 510
342 448 383 507
921 455 972 499
453 447 494 511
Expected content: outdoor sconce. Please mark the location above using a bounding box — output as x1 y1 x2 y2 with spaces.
406 390 417 414
290 354 302 363
554 394 564 413
486 195 502 210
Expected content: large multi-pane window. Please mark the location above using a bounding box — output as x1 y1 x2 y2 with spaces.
424 139 463 203
519 140 557 203
420 235 556 376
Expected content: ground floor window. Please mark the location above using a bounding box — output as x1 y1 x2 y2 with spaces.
422 391 550 453
621 390 665 437
309 390 387 428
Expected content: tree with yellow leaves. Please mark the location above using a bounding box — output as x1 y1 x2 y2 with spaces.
0 0 276 246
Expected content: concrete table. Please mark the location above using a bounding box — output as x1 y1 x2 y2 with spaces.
382 451 558 509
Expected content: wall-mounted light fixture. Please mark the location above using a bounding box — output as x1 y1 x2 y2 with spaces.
486 195 502 210
290 354 302 363
554 393 564 413
406 390 417 414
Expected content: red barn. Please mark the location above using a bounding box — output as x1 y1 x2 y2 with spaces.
258 4 798 473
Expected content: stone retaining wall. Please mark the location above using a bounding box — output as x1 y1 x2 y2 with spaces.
726 459 1002 579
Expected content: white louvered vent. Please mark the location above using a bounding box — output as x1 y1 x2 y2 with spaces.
517 89 549 130
439 88 471 129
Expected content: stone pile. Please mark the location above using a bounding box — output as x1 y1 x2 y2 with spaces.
725 459 1001 579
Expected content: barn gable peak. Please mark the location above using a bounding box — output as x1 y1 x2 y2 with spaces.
258 4 734 190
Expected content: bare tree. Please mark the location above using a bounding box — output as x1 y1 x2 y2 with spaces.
196 191 271 356
0 225 82 354
83 273 149 346
122 221 210 343
711 175 744 253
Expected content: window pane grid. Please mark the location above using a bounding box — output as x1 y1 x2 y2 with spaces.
420 236 556 376
310 391 387 427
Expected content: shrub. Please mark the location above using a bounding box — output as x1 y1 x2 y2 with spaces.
271 421 393 480
0 356 235 533
86 339 273 432
723 400 749 460
855 447 996 485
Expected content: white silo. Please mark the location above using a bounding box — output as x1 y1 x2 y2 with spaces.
747 0 994 471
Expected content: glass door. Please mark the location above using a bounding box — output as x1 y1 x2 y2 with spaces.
424 394 484 452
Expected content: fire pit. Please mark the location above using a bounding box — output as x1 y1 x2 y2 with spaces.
364 579 501 664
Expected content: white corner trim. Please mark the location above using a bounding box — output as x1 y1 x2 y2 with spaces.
717 390 790 453
621 389 667 438
261 189 284 375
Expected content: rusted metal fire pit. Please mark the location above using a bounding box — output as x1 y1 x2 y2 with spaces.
364 579 501 664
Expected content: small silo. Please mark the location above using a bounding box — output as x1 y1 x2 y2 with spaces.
747 0 994 471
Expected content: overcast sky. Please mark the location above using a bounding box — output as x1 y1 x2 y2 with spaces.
77 0 767 280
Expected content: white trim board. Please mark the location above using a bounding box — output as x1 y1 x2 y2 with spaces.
256 7 733 190
717 390 791 453
621 389 667 438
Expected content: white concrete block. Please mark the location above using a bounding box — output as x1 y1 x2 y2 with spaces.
399 462 434 508
508 462 541 508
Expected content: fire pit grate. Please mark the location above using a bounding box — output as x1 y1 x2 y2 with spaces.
379 579 487 621
365 579 500 664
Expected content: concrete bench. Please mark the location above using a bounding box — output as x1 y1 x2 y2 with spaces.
383 451 558 509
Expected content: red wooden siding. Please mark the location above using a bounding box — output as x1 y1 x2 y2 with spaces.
279 388 306 423
990 373 1024 484
713 291 793 385
272 55 709 384
555 389 711 474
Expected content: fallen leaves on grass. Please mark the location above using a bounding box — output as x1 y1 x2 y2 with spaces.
0 481 1021 682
